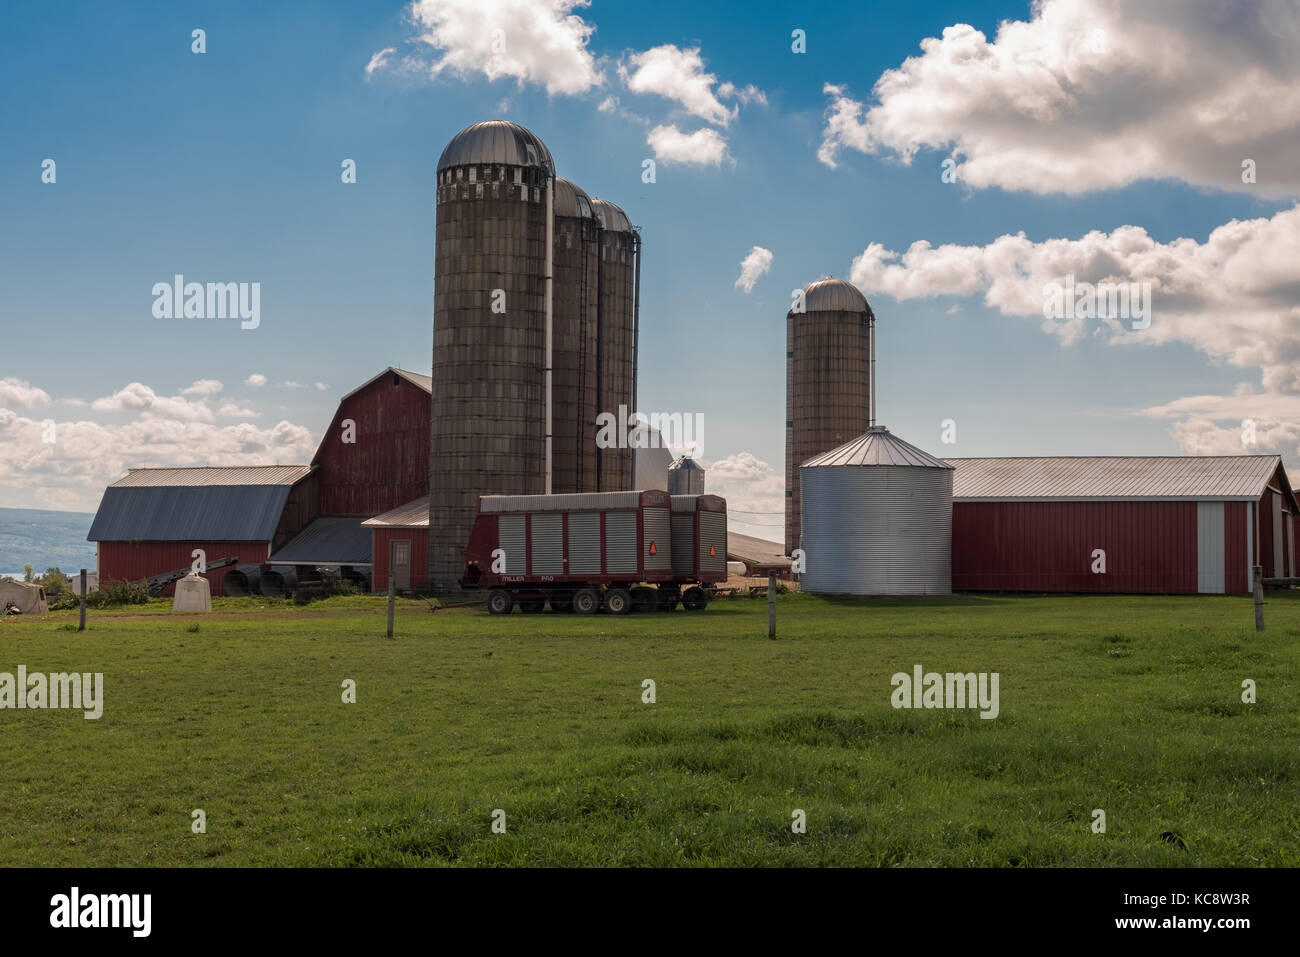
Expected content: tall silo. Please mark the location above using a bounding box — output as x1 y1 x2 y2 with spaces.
799 426 953 595
591 198 640 491
429 121 555 591
552 177 600 493
785 277 874 557
668 455 705 495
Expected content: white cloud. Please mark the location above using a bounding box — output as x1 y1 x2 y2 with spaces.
180 379 223 397
1140 392 1300 459
279 381 308 389
700 452 785 542
390 0 602 95
314 382 329 391
620 45 754 126
734 246 774 293
245 373 267 388
0 377 52 408
365 47 395 77
817 0 1300 195
217 402 260 419
0 408 316 512
646 125 730 167
91 383 215 423
849 205 1300 392
597 95 619 113
717 82 766 106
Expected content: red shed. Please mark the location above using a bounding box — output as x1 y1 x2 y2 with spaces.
362 496 430 593
948 456 1298 595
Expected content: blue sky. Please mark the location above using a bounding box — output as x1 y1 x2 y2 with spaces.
2 0 1298 532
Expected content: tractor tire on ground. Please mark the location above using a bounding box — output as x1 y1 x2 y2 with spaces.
487 589 514 615
573 588 600 614
604 588 632 615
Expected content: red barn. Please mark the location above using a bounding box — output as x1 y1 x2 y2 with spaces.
948 455 1298 594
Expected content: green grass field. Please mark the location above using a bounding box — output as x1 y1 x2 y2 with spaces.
2 590 1297 867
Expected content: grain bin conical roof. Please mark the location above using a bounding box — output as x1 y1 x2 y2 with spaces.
437 120 554 173
802 426 953 469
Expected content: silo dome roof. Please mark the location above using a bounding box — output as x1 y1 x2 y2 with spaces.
437 120 555 173
802 426 952 469
790 277 872 316
554 177 597 219
590 198 633 232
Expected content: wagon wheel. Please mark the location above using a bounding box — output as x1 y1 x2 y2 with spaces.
681 587 709 611
630 586 659 613
604 588 631 615
573 588 600 614
487 589 514 615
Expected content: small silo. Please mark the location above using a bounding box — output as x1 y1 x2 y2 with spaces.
668 456 705 495
590 197 640 493
785 277 874 557
798 426 953 595
552 177 600 493
429 120 555 590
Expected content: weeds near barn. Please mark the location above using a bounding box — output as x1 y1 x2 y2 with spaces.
1 591 1297 866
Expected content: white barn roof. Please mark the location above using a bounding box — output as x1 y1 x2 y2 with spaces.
946 455 1294 505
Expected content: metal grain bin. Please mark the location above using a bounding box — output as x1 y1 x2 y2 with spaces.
552 177 600 493
785 277 874 556
668 455 704 494
590 198 639 492
429 121 556 590
799 426 953 595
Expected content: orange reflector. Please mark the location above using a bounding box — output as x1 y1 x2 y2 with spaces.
709 545 716 556
649 541 657 555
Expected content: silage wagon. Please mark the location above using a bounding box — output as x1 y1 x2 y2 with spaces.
461 490 727 613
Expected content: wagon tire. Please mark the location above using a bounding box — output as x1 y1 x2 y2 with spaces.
631 586 659 613
604 588 631 615
682 587 709 611
573 588 600 615
487 589 514 615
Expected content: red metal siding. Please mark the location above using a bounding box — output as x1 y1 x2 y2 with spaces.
371 529 429 593
1223 502 1249 595
313 375 431 517
271 472 319 551
98 542 271 597
952 501 1198 593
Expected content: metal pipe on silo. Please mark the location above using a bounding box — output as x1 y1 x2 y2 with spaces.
545 170 554 494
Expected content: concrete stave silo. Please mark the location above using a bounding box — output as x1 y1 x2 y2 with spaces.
785 277 874 556
591 198 640 492
429 121 556 591
552 177 600 493
799 426 953 595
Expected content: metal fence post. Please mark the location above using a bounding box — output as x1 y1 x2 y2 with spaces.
79 569 87 632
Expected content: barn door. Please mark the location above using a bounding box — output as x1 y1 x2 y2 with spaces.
391 539 411 591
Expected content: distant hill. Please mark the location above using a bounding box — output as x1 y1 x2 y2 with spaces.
0 507 97 575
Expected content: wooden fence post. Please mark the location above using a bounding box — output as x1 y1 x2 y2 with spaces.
1253 565 1265 632
768 571 777 639
387 577 396 638
79 569 87 632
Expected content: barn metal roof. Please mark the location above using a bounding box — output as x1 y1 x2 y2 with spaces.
790 277 873 316
88 485 297 542
269 517 373 565
362 496 430 529
727 532 791 569
554 178 596 219
481 491 645 512
337 367 431 405
946 455 1293 504
590 198 633 233
802 427 953 470
108 466 311 487
437 120 554 173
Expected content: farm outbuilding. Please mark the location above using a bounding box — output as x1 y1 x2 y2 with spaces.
1 580 48 615
363 496 430 593
88 466 315 596
947 455 1298 594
